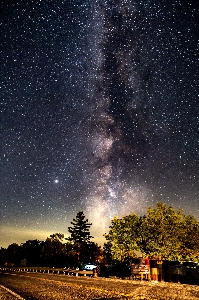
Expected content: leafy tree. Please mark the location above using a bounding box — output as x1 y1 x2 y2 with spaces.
138 203 185 259
104 213 140 261
138 203 199 260
67 211 93 245
105 203 199 261
179 214 199 260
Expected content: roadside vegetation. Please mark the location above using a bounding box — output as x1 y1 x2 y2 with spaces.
0 203 199 268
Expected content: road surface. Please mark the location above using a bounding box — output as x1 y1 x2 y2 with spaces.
0 270 199 299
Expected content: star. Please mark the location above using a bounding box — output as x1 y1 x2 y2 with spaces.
0 0 198 248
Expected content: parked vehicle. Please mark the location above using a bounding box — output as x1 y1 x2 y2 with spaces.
83 263 97 270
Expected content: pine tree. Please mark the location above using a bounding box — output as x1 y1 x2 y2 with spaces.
68 211 93 245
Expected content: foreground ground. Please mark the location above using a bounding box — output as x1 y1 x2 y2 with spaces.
0 271 199 300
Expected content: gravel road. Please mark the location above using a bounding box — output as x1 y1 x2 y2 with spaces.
0 271 199 300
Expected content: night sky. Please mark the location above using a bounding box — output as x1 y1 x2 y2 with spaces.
1 0 199 248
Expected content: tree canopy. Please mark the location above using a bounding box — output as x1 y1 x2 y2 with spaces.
105 203 199 261
104 213 140 261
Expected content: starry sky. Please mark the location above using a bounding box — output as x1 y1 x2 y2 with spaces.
1 0 199 248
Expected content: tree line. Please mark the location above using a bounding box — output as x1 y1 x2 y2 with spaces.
0 212 103 268
0 203 199 268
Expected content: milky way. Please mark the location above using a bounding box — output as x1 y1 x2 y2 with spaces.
1 0 199 247
85 0 199 236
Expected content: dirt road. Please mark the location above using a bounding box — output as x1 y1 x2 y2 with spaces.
0 271 199 299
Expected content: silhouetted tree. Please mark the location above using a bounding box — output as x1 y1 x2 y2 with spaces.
67 212 95 263
41 233 66 267
5 243 22 266
103 241 113 264
21 240 42 266
67 211 93 244
0 247 8 266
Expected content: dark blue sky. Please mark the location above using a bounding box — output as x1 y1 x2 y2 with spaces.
1 0 199 247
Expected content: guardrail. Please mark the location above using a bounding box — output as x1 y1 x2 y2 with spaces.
0 267 96 277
